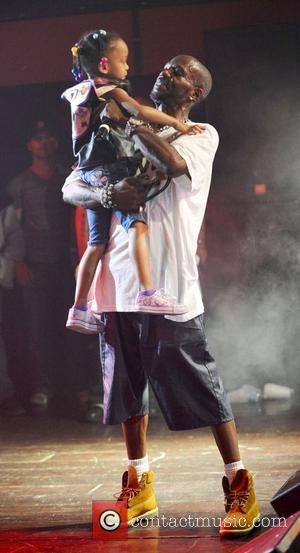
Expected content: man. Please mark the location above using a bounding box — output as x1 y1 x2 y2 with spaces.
7 122 73 411
63 55 260 536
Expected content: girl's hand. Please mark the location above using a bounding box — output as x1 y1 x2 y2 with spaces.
175 121 206 135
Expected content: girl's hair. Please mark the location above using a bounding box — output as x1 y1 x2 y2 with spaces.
71 28 121 80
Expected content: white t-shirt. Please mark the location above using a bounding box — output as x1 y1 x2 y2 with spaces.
91 123 219 322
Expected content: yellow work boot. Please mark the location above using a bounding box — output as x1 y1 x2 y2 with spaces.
116 466 158 527
220 468 260 536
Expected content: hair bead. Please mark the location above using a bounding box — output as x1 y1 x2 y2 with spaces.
100 56 108 67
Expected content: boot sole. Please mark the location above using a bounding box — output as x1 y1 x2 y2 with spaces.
219 513 261 536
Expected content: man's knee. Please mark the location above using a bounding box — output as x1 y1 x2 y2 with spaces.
123 414 148 425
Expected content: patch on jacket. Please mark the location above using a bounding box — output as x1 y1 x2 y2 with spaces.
62 81 93 106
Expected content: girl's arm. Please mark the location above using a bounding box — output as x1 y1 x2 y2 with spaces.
110 88 204 135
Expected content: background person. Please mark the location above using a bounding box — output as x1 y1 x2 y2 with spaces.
7 121 74 412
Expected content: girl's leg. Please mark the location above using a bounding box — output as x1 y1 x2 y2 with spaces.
73 205 112 307
74 243 106 307
125 216 187 314
128 222 153 290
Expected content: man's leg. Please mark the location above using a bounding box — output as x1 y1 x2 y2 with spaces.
212 412 260 536
122 414 151 483
122 414 148 459
118 409 157 526
100 313 158 525
22 264 51 405
140 313 260 536
211 419 241 464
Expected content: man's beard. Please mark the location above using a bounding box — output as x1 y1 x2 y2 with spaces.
150 75 174 106
150 87 172 107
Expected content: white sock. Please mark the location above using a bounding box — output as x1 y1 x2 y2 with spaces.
128 454 149 481
224 460 244 486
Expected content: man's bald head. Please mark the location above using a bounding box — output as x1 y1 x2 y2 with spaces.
167 55 212 101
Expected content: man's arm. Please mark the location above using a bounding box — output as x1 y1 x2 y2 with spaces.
62 171 159 210
131 126 188 178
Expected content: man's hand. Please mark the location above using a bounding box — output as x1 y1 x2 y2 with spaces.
112 174 161 211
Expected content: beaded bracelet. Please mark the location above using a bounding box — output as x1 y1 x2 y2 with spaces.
97 183 116 208
125 117 154 138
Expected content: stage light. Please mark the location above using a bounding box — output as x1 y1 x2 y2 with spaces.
254 183 267 195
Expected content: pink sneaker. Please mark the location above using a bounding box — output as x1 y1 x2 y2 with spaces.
135 289 188 315
66 306 104 334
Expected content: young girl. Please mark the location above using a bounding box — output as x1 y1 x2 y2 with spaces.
62 29 203 334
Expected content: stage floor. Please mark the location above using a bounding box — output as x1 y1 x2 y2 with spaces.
0 398 299 552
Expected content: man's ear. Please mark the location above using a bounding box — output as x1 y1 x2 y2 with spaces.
193 86 204 101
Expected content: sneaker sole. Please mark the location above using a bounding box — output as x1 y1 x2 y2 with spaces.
127 507 159 527
219 513 261 536
66 320 102 334
135 305 188 315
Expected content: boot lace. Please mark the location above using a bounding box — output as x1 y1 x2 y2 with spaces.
225 490 250 513
114 486 141 501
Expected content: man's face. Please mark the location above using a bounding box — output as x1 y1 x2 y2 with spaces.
27 131 58 159
150 56 197 107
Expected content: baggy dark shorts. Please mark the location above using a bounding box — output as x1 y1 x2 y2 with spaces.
99 312 234 430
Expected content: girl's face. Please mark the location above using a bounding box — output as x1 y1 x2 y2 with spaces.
105 39 129 80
